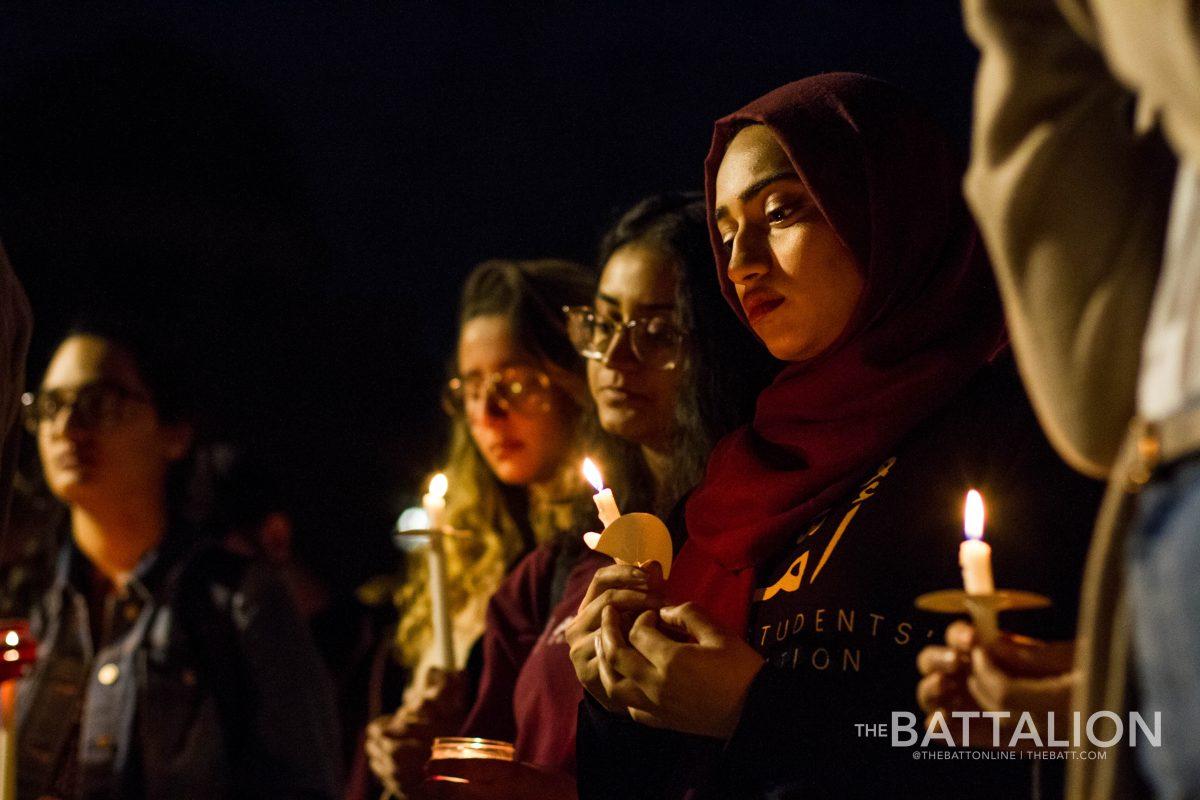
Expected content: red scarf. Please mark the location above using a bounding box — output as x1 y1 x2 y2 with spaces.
671 74 1006 633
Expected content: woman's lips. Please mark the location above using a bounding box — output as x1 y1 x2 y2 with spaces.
50 450 96 474
488 440 525 459
598 386 650 406
52 449 94 472
742 291 785 326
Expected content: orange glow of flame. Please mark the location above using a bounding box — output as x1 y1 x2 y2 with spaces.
964 489 985 541
428 472 448 499
582 457 605 492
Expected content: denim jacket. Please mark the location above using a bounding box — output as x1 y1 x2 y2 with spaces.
16 532 341 799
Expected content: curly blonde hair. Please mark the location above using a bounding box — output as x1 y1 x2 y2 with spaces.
392 259 604 667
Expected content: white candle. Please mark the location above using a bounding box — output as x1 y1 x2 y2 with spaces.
582 457 621 528
422 472 448 532
422 473 455 669
959 489 994 595
0 728 12 800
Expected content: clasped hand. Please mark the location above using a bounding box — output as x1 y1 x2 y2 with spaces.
565 563 764 740
916 620 1077 747
365 667 469 797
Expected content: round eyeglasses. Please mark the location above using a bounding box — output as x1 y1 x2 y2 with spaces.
21 382 151 434
563 305 685 371
442 365 555 416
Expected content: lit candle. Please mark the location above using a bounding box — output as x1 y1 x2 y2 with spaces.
422 473 455 669
959 489 994 595
423 472 448 532
582 457 621 529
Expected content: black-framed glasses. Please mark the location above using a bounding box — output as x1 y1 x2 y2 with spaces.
563 305 685 371
21 382 152 434
442 365 555 416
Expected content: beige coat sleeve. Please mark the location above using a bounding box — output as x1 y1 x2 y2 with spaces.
1080 1 1200 165
962 0 1176 478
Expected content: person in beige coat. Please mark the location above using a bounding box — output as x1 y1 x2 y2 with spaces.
918 2 1200 799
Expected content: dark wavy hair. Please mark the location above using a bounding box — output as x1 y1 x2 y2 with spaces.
62 316 199 427
42 315 202 519
597 192 776 512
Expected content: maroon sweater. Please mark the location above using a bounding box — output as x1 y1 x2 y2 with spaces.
459 538 605 774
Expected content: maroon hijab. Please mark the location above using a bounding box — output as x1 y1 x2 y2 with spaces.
670 74 1006 633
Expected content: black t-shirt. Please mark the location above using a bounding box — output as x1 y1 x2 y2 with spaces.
717 361 1100 798
577 362 1103 800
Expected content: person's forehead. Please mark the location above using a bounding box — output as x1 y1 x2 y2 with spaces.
597 243 677 308
41 335 143 392
716 125 794 198
456 314 532 370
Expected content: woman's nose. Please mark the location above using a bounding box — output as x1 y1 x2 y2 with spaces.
47 403 86 438
600 327 638 370
468 390 508 425
726 229 770 286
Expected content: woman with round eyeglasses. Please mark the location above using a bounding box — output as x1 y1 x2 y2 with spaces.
360 258 611 799
565 192 774 517
464 194 767 781
364 198 770 797
570 75 1100 800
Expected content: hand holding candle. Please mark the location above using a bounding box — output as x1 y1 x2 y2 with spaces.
916 489 1048 651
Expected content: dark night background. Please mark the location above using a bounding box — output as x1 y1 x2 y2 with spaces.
0 3 978 594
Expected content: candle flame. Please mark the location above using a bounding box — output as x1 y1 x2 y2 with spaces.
428 472 448 499
964 489 985 540
581 457 604 492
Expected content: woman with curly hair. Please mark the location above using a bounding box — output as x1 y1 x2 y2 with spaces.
356 258 615 798
367 194 771 797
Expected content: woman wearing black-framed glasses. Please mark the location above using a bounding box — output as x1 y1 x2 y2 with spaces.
571 193 774 516
364 197 772 798
18 323 340 798
470 192 771 787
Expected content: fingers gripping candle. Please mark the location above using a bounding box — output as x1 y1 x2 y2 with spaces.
582 457 621 529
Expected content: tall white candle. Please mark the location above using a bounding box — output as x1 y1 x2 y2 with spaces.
582 457 621 528
422 473 455 669
959 489 994 595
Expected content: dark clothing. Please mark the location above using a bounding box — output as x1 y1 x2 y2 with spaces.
0 241 31 546
577 364 1102 799
17 532 341 800
461 536 604 774
681 73 1008 634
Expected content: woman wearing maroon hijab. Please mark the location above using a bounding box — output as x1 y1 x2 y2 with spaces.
568 74 1101 798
